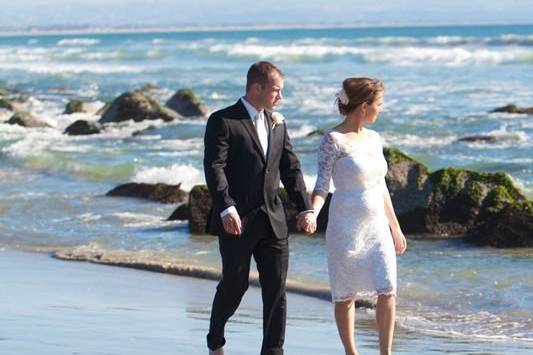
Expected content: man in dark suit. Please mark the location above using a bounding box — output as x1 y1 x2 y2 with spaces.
204 61 314 355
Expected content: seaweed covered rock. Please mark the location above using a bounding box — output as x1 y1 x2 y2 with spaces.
99 91 181 123
426 169 524 235
178 148 532 247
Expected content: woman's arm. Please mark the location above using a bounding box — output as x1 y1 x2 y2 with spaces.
383 190 407 255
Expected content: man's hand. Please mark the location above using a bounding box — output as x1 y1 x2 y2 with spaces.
222 210 242 236
297 212 317 235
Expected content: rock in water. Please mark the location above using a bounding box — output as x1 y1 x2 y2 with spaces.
99 91 180 123
490 104 533 115
6 111 51 128
106 183 187 204
165 89 207 117
167 204 190 221
64 99 87 114
466 201 533 247
456 135 498 143
64 120 102 135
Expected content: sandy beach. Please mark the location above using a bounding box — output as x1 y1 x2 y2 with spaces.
1 249 353 354
3 249 531 354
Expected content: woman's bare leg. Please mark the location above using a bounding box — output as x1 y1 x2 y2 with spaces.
334 299 358 355
376 294 396 355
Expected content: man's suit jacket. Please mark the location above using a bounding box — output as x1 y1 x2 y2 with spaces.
203 100 311 239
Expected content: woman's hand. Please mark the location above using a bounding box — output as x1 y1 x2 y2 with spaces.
391 228 407 255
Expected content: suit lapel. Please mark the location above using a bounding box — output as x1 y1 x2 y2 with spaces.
235 100 267 163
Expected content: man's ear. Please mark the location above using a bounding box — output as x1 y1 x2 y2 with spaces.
250 82 261 95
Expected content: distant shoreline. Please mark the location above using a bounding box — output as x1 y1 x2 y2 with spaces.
0 22 531 38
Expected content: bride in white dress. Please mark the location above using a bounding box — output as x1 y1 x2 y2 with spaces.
304 78 407 355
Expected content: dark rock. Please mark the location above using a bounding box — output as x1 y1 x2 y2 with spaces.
64 99 87 114
167 203 190 221
456 135 498 143
0 98 15 111
306 129 325 137
106 182 187 204
6 111 51 128
166 89 207 117
384 148 432 233
99 91 180 123
64 120 102 135
188 185 212 234
490 104 533 115
466 201 533 247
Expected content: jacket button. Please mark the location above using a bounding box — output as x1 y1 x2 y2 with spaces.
266 169 270 173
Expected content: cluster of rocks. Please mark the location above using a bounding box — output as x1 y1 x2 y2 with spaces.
453 104 533 144
0 83 208 134
0 84 52 128
145 147 531 248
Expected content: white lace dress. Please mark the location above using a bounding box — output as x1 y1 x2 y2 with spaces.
314 129 397 302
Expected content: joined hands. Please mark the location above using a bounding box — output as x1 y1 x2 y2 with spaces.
297 212 317 235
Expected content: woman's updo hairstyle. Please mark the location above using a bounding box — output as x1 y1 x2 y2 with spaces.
336 77 384 116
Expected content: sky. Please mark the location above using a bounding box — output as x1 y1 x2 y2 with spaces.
1 0 532 29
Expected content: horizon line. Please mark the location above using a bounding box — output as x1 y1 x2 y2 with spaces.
0 21 532 38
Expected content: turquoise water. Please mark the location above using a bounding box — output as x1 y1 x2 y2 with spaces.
1 25 532 351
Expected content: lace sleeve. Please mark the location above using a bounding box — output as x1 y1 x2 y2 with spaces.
313 133 338 196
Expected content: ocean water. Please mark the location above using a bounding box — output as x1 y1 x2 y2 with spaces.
0 24 532 352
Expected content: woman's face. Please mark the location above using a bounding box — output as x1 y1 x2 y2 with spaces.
365 92 384 123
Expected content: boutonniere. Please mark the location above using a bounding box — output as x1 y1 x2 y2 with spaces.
271 112 285 130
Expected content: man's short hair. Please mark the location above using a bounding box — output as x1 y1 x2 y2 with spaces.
246 61 284 92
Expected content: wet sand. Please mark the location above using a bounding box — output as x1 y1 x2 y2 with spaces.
2 249 530 355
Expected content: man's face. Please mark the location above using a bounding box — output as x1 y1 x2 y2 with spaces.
259 72 284 110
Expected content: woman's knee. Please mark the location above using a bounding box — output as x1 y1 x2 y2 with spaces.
334 299 354 310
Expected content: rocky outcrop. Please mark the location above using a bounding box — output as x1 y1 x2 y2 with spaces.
64 99 88 114
99 91 181 123
106 182 187 204
64 120 102 135
165 89 207 117
178 148 532 248
466 201 533 247
490 104 533 115
6 111 51 128
187 185 212 234
425 169 524 236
